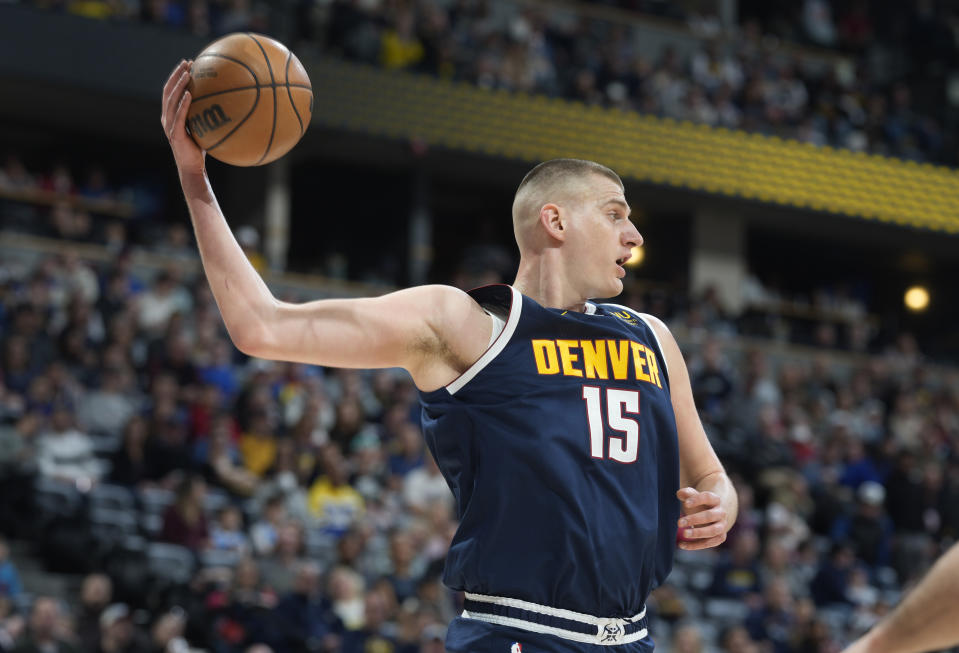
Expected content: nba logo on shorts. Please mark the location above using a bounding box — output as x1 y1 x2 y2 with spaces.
510 643 522 653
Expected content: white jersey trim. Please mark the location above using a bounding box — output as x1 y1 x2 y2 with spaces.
447 286 523 396
464 592 646 625
487 312 506 348
461 594 648 646
599 303 670 381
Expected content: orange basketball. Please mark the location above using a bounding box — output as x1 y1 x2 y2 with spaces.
186 33 313 167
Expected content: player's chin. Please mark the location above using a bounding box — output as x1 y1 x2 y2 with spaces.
605 278 624 298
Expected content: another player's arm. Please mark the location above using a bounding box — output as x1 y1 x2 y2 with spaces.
843 541 959 653
643 314 738 550
161 60 490 390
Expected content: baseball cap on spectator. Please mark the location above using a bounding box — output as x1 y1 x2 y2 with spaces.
857 481 885 506
99 603 130 629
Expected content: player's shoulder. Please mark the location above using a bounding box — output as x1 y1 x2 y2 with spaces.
598 302 672 337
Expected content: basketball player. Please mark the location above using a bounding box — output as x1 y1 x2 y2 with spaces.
161 60 738 652
842 541 959 653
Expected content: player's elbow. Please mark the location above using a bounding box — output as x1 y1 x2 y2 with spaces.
226 315 276 359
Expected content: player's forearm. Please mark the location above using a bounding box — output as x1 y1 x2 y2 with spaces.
855 543 959 653
694 471 738 532
180 171 278 352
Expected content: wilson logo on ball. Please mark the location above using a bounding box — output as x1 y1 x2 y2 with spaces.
189 104 232 138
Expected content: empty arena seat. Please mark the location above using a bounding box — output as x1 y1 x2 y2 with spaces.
146 542 196 586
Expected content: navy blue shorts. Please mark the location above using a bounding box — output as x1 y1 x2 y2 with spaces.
445 617 656 653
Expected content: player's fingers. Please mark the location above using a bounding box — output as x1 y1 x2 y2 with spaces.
681 490 720 510
161 60 188 122
679 532 727 551
171 90 192 140
675 487 697 502
679 508 725 528
163 68 191 133
162 60 187 104
679 520 726 541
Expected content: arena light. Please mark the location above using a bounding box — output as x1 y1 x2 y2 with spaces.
904 286 930 312
624 246 645 267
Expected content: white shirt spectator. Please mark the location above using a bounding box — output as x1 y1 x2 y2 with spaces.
37 408 105 484
403 457 453 514
136 273 192 335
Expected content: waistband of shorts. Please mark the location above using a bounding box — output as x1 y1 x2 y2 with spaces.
462 592 648 646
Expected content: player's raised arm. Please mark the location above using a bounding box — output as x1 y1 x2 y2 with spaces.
643 314 738 550
160 61 491 390
843 541 959 653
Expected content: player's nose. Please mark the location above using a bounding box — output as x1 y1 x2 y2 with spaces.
623 222 643 249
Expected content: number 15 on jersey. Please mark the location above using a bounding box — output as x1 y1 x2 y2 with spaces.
582 386 640 464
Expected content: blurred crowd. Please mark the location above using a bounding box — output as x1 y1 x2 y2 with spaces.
315 0 950 163
15 0 959 164
0 226 956 653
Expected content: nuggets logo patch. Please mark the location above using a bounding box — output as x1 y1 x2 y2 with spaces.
610 310 639 326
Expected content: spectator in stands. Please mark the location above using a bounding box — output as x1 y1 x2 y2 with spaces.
148 609 187 653
0 592 25 653
109 415 148 487
709 528 762 598
258 521 305 596
811 541 856 606
212 556 280 652
137 271 191 338
0 539 21 604
0 412 39 474
275 560 342 651
93 603 149 653
341 588 395 653
238 411 277 479
402 454 451 517
308 445 364 537
210 505 250 557
76 366 140 438
719 625 760 653
13 596 77 653
384 529 425 604
830 481 893 569
249 495 285 558
744 577 796 653
196 414 258 497
387 421 424 479
327 566 364 631
35 403 104 487
671 623 704 653
161 474 209 551
76 573 112 652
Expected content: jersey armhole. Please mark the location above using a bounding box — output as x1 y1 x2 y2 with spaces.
446 286 523 395
487 312 506 348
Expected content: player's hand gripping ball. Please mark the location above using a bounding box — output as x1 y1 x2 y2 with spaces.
186 33 313 167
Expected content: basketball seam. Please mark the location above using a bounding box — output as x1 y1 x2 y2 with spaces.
247 33 278 165
192 83 311 103
193 53 261 152
285 51 304 137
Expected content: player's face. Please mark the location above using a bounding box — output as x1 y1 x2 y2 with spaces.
567 176 642 299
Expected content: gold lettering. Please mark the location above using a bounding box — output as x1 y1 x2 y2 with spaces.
607 340 630 380
644 344 662 388
631 341 652 383
580 340 608 380
532 340 559 375
556 340 583 377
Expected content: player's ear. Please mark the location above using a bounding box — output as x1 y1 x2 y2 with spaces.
540 203 565 242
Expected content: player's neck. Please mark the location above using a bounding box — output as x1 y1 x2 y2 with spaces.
513 259 589 313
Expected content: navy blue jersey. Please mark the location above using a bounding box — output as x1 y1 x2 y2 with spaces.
419 285 680 619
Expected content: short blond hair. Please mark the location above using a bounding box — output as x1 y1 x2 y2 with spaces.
512 159 623 247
